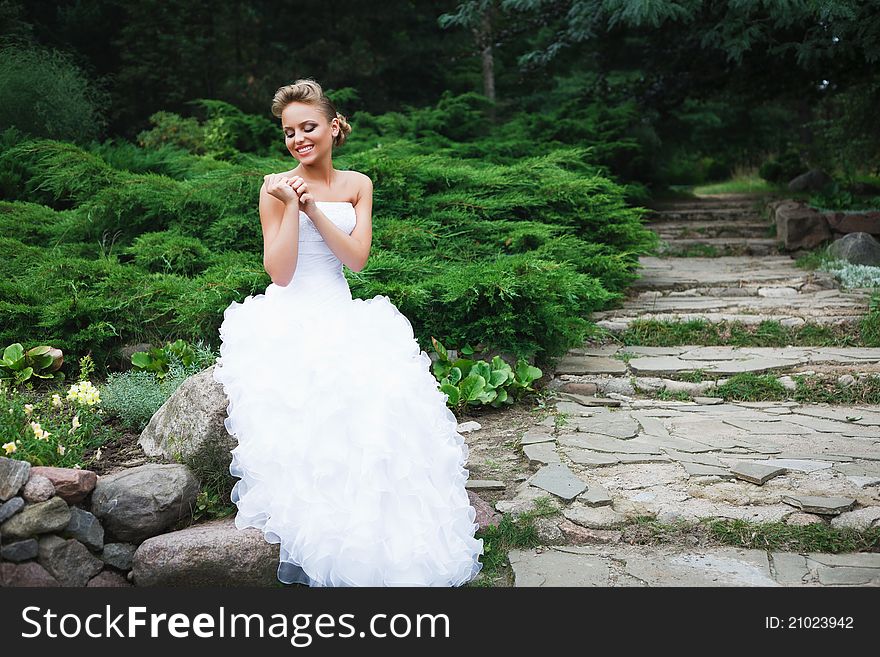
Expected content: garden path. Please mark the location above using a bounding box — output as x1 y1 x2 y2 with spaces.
467 194 880 587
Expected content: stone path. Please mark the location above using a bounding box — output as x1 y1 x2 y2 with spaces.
474 194 880 587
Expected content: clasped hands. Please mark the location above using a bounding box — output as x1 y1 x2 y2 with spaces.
264 173 316 216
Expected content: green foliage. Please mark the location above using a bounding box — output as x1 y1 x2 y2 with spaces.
0 43 108 145
124 230 213 275
0 343 65 386
429 338 542 409
100 353 206 432
759 148 805 184
0 379 104 467
137 101 279 159
130 339 199 379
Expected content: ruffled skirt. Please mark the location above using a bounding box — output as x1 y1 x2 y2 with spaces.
212 264 484 587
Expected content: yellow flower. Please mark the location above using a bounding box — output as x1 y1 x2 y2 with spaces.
2 441 16 455
95 447 102 461
67 381 101 406
57 444 66 456
24 404 34 415
68 415 81 435
51 394 62 407
30 421 50 441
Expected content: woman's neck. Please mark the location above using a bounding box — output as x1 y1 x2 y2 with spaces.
295 161 336 188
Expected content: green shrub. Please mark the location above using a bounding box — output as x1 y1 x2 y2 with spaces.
0 43 108 145
124 230 213 275
100 357 203 432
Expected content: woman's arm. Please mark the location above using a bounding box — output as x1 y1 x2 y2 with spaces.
306 173 374 272
260 179 301 286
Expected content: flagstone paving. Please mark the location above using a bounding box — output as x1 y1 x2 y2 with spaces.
473 194 880 587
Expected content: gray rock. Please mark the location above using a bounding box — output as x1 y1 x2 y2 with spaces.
520 429 555 447
0 496 24 522
22 473 55 503
829 507 880 530
100 543 138 571
523 442 560 466
827 232 880 266
770 552 810 585
816 566 880 586
91 463 199 542
0 561 60 586
131 517 280 586
464 480 505 491
561 449 619 466
37 535 104 587
533 517 564 543
788 169 833 192
693 396 724 405
61 507 104 552
140 365 235 460
578 484 612 507
0 496 71 539
0 538 39 562
0 457 31 500
509 547 611 586
782 495 856 515
563 505 627 529
731 462 787 485
529 463 588 500
683 462 733 477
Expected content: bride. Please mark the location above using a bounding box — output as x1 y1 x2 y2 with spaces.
213 78 485 587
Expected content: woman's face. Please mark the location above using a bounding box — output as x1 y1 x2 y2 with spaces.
280 102 338 163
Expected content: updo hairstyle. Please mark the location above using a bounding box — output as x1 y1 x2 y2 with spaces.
270 78 352 148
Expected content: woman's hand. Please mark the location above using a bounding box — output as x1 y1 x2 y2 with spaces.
288 176 317 216
264 173 300 207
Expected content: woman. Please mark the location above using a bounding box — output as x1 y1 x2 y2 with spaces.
213 78 484 587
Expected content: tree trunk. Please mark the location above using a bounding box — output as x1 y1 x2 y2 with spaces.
474 8 496 122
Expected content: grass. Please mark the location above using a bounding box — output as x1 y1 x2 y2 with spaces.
692 173 784 195
644 371 880 405
468 497 559 587
623 516 880 553
713 373 789 401
707 519 880 553
615 318 870 348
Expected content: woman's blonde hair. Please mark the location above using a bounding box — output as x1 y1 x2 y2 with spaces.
270 78 352 148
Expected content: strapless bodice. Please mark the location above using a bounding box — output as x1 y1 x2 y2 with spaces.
298 201 357 255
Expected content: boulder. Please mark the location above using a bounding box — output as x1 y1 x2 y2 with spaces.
788 169 833 192
131 517 279 586
0 538 39 562
91 463 199 542
101 543 138 570
22 473 55 503
30 466 97 504
775 200 831 250
60 507 105 552
0 496 24 522
0 561 61 586
139 366 234 461
0 457 31 500
824 211 880 235
0 496 71 539
38 535 104 587
827 232 880 267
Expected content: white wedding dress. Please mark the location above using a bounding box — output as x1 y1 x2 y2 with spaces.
213 201 484 587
